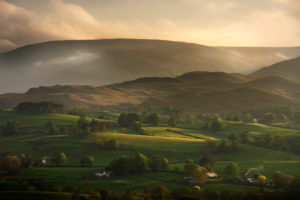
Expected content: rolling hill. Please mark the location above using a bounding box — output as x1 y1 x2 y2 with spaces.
0 71 298 113
1 39 300 94
251 56 300 80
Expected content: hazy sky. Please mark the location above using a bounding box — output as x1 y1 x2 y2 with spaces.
0 0 300 52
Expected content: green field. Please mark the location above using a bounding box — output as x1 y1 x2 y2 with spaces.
1 110 300 192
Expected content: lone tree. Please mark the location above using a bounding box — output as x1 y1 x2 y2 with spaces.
272 171 294 188
0 155 22 174
50 152 67 165
80 155 95 167
211 119 226 132
224 163 240 180
184 163 207 185
191 166 207 185
145 113 161 126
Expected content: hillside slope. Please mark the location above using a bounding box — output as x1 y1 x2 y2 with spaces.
218 46 300 72
1 39 300 94
0 71 297 113
251 56 300 80
0 39 253 93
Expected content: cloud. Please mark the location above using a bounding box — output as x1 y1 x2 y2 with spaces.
0 0 299 52
34 51 100 68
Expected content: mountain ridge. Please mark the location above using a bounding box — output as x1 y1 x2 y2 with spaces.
0 71 297 113
1 38 300 93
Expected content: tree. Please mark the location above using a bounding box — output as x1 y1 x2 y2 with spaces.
46 121 57 134
167 117 177 127
106 139 119 150
218 139 231 152
82 126 91 136
77 116 89 130
224 163 240 179
80 155 95 167
132 121 144 133
256 175 266 185
290 177 300 189
15 101 65 114
226 113 241 122
145 113 161 126
199 156 214 171
272 171 294 188
228 133 240 142
151 186 169 200
4 120 21 135
149 156 169 171
240 131 254 144
117 113 141 128
19 154 32 169
184 163 201 176
133 153 149 173
0 155 22 173
50 152 67 165
211 119 226 131
279 114 289 122
68 123 80 135
231 139 242 151
191 166 207 185
262 112 276 124
107 156 133 176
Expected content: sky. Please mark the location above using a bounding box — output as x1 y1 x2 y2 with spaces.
0 0 300 52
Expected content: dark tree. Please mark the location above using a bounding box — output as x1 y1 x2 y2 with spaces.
272 171 294 188
145 113 161 126
224 163 240 179
0 155 22 173
50 152 67 165
199 156 215 171
15 101 65 114
80 155 95 167
149 156 169 171
3 120 21 135
211 119 226 131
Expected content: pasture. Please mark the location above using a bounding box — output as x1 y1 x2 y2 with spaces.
1 110 300 192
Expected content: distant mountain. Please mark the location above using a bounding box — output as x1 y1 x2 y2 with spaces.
1 38 300 94
218 46 300 71
0 71 297 113
251 56 300 80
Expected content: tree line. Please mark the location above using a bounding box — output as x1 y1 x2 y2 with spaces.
15 101 65 114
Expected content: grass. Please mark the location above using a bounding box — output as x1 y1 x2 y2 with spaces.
0 110 80 127
15 168 185 191
1 111 300 192
178 121 300 138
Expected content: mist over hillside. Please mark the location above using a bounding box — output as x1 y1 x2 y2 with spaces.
251 56 300 80
1 39 300 94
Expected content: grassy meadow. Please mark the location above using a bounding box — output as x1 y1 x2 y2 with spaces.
1 109 300 192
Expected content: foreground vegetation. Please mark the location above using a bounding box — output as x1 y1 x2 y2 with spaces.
1 106 300 199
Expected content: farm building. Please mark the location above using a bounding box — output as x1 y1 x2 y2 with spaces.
206 172 218 179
